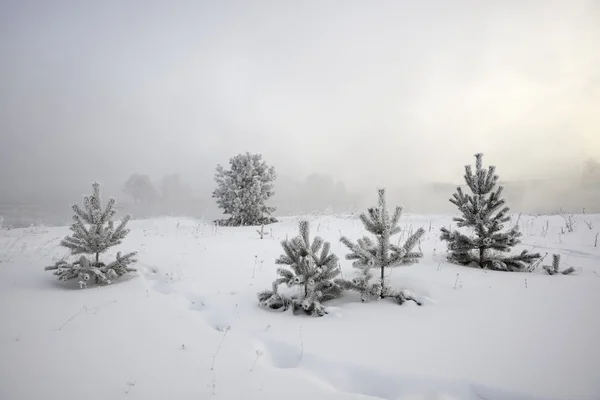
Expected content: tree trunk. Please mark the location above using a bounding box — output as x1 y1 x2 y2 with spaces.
380 266 385 297
479 246 484 268
95 252 99 265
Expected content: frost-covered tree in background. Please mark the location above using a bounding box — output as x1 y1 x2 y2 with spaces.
212 153 277 226
337 189 425 305
161 173 192 203
440 153 540 272
45 182 137 287
258 220 343 316
581 158 600 189
123 173 158 204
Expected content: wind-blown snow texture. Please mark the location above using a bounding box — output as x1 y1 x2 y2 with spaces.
1 213 600 400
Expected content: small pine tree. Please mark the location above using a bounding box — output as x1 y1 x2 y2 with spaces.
212 153 277 226
258 220 342 316
45 182 137 287
256 224 265 239
543 254 575 275
337 189 425 305
440 153 540 272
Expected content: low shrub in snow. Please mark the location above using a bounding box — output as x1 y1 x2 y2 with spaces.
46 252 137 288
45 182 137 288
258 220 343 316
543 254 575 275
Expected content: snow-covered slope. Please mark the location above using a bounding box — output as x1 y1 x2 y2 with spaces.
1 214 599 400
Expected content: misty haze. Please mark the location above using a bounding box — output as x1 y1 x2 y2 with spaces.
1 1 599 227
1 2 600 400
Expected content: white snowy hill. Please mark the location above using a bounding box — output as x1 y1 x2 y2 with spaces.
1 214 599 400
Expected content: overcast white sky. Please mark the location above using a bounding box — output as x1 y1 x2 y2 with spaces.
1 0 599 200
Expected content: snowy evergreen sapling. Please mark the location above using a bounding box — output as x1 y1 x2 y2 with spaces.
45 182 137 287
543 254 575 275
212 153 277 226
337 189 425 305
258 220 342 316
256 224 265 239
440 153 540 272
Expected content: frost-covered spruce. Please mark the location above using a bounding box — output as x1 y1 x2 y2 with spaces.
440 154 540 272
258 220 342 316
543 254 576 275
45 182 137 288
336 189 424 305
212 153 277 226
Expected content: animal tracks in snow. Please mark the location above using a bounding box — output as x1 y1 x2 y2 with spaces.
251 333 552 400
141 267 233 332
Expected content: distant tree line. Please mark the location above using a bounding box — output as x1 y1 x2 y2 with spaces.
582 158 600 189
120 157 361 223
118 155 600 226
123 173 192 205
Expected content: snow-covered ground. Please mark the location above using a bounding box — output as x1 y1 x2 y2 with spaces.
1 213 599 400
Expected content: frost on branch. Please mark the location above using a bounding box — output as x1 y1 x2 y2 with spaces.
45 182 137 287
440 154 540 272
258 220 342 317
543 254 576 275
212 153 277 227
45 252 137 288
336 189 424 306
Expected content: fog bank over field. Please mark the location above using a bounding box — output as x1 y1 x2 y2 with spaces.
1 1 599 225
2 170 600 229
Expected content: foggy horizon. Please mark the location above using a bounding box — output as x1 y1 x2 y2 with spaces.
1 1 599 205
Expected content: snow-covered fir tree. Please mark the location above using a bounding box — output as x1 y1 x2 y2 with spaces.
45 182 137 287
212 152 277 226
337 189 425 305
543 254 575 275
258 220 343 316
440 153 540 272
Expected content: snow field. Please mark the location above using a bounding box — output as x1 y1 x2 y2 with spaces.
1 213 599 400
